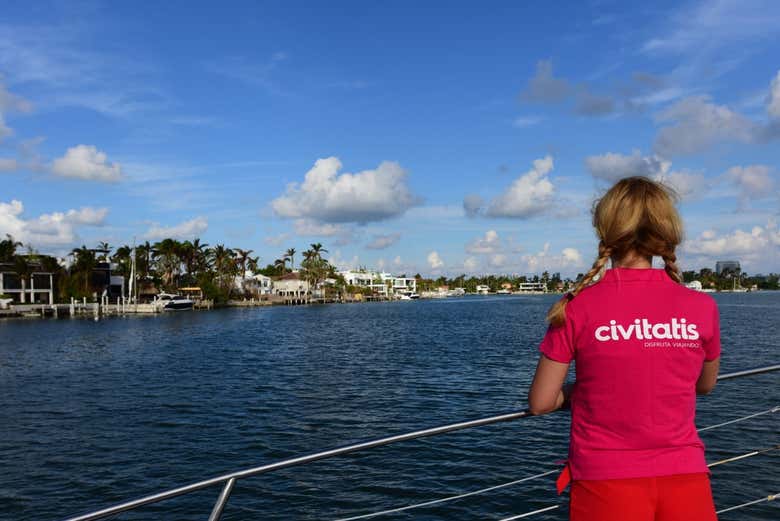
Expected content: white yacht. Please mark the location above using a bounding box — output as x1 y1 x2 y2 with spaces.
155 293 195 311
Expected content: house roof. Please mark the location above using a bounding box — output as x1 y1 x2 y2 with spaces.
275 272 301 281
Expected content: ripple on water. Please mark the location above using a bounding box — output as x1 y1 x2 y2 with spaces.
0 294 778 520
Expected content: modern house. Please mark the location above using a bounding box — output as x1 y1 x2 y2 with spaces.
0 258 57 304
475 284 490 295
339 269 417 297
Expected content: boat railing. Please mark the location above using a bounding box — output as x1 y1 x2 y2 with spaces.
61 364 780 521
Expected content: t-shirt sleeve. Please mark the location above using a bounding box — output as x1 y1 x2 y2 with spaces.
539 305 578 363
703 300 721 361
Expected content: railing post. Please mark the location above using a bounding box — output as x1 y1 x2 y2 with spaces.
207 478 236 521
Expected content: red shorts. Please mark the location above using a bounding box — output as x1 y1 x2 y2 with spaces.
569 473 717 521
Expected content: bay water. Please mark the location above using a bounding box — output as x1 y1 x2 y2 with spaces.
1 293 778 520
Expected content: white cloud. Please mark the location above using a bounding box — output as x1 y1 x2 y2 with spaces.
466 230 501 254
642 0 780 55
271 157 419 223
586 150 707 199
654 96 754 156
484 156 556 218
463 256 478 272
683 223 780 267
0 157 17 171
51 145 123 182
0 80 33 113
0 199 107 247
656 170 708 199
366 233 401 250
521 243 585 273
726 165 775 202
769 71 780 119
427 251 444 269
586 150 669 182
145 216 208 240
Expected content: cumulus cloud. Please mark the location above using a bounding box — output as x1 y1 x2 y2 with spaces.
264 233 289 246
683 223 780 267
585 150 707 199
465 230 502 254
521 60 570 103
366 233 401 250
427 251 444 270
51 145 123 182
0 199 107 247
654 96 754 156
726 165 775 203
522 243 585 273
575 88 615 116
656 171 708 199
483 156 555 218
145 216 208 240
586 150 669 182
271 157 419 223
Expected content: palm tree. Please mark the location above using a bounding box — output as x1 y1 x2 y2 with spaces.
0 234 22 262
234 248 254 277
112 245 133 280
285 247 297 270
96 241 112 261
247 256 260 274
152 238 183 288
310 243 328 260
70 246 97 296
211 244 237 295
273 258 288 275
14 255 33 303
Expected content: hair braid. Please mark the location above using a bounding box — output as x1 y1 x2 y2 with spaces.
546 242 612 327
662 251 683 284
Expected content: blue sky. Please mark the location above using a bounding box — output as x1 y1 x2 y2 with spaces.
1 0 779 276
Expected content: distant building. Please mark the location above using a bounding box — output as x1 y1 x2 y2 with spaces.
271 272 310 298
475 284 490 295
339 269 416 297
715 261 741 276
0 258 57 304
517 281 546 292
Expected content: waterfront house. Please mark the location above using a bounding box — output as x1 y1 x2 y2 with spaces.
516 281 546 292
476 284 490 295
272 272 310 298
0 258 57 304
339 269 417 297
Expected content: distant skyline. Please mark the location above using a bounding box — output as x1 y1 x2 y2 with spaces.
1 0 779 276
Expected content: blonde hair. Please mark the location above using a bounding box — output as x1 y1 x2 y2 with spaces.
547 176 683 327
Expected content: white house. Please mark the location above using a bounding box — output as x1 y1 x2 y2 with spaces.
272 272 310 297
475 284 490 295
339 269 417 297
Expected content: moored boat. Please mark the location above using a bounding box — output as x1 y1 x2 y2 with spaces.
155 293 194 311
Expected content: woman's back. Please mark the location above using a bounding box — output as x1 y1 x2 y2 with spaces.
541 267 720 480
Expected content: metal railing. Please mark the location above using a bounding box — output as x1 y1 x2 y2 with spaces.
62 364 780 521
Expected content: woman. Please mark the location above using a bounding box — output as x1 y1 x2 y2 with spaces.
528 177 720 521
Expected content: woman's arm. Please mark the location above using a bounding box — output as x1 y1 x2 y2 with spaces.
696 358 720 395
528 354 571 415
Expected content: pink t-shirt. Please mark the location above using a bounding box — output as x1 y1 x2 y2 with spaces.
539 267 721 481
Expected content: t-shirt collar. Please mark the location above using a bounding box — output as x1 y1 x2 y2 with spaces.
602 267 670 282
